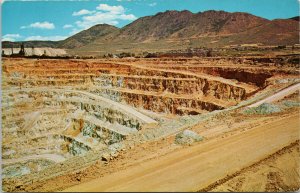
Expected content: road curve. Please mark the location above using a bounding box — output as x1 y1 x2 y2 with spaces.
248 83 300 108
63 114 300 192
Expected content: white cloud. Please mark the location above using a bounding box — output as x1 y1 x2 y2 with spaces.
72 9 95 16
2 37 15 42
119 14 137 20
63 24 73 29
96 4 125 14
69 28 81 36
21 22 55 30
76 12 119 29
25 35 67 41
149 2 157 7
2 34 21 41
75 4 137 29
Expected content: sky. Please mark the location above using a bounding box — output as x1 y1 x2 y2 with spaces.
2 0 299 41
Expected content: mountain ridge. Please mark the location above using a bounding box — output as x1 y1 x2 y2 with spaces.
2 10 299 55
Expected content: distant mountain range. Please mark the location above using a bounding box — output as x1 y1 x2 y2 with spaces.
2 10 299 55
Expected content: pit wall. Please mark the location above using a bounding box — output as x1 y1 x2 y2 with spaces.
71 120 125 145
7 62 132 76
99 89 224 115
170 67 273 87
201 68 272 87
36 99 141 129
94 74 247 101
19 90 143 129
2 133 94 161
2 135 68 159
5 59 249 102
9 72 247 102
146 66 298 88
128 68 247 100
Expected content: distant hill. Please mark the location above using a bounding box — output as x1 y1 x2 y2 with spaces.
58 24 119 49
113 10 269 41
289 16 300 21
71 10 299 55
2 24 119 49
2 10 299 55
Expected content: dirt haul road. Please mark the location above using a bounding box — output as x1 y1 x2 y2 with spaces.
63 114 300 192
248 83 300 107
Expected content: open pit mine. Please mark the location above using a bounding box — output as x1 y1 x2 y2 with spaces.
2 56 300 192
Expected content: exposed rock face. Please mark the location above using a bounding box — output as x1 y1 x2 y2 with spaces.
2 48 67 57
175 130 203 145
119 92 225 114
121 75 247 100
91 67 248 115
68 140 89 156
175 67 273 87
101 153 110 162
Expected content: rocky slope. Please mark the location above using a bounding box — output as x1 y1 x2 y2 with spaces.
72 10 299 55
114 10 269 41
58 24 119 49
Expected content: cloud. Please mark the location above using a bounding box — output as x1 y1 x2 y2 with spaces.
72 9 95 16
149 2 157 7
21 22 55 29
75 12 119 28
119 14 137 20
25 35 67 41
69 28 81 35
3 34 22 41
75 4 137 29
96 4 125 14
63 24 73 29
